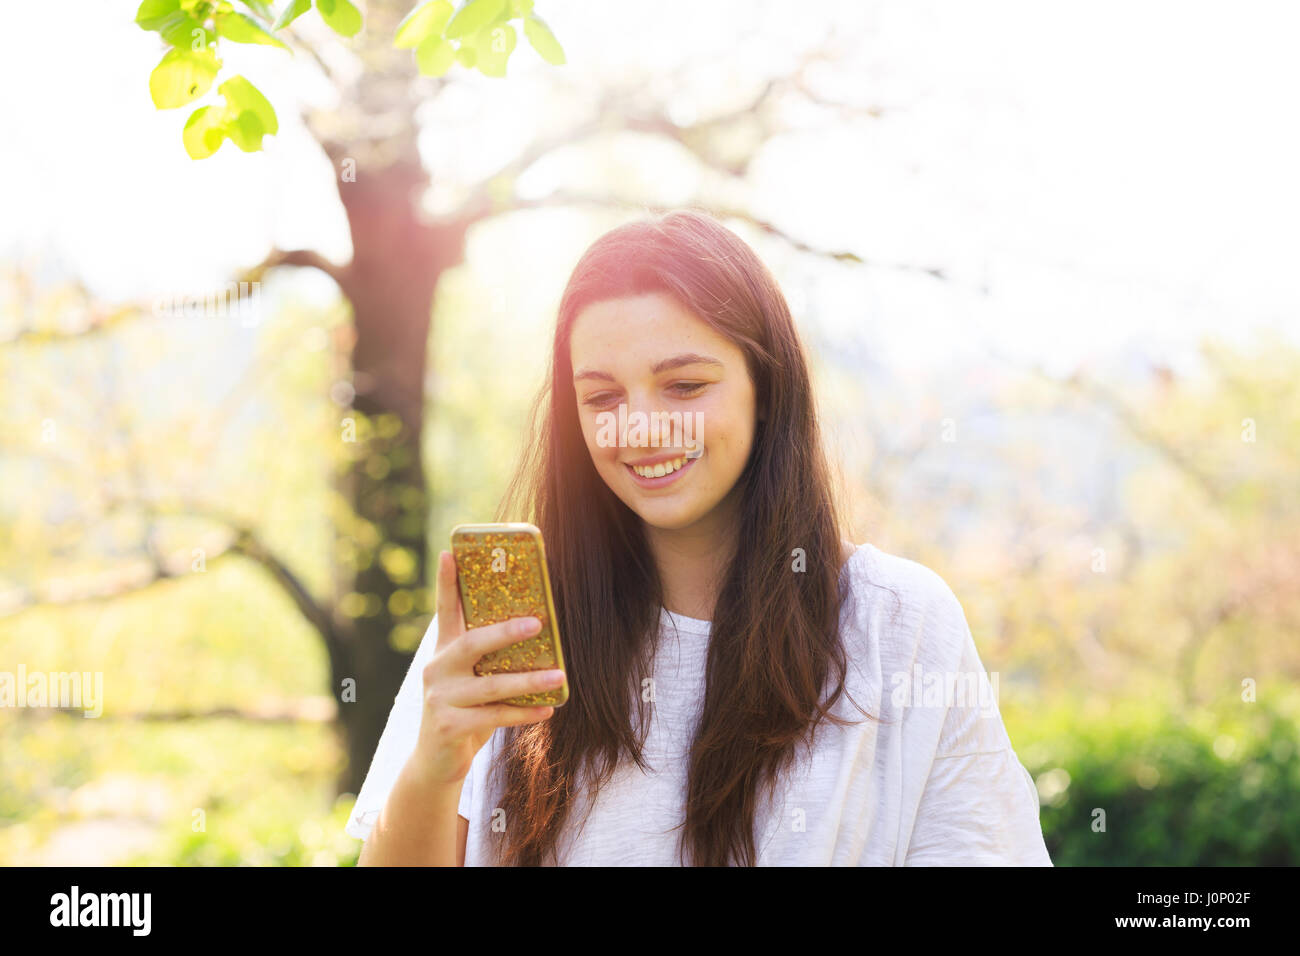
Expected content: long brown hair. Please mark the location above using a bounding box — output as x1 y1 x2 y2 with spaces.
492 207 874 865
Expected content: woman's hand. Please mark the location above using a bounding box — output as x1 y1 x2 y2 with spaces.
409 549 563 788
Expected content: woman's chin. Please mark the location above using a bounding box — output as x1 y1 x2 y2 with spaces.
631 503 702 532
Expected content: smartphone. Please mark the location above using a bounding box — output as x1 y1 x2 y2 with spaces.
450 522 569 708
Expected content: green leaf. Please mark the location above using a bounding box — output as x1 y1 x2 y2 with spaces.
228 109 269 151
473 22 515 77
169 16 212 49
136 0 181 30
508 0 533 16
221 74 278 130
177 75 278 158
445 0 505 39
395 0 453 48
183 105 228 158
179 0 219 17
219 74 278 149
238 0 275 19
315 0 362 37
415 35 456 75
454 43 476 68
271 0 310 30
149 48 221 108
523 14 564 65
138 2 213 53
215 10 291 48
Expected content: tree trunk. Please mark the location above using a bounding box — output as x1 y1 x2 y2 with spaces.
324 150 471 795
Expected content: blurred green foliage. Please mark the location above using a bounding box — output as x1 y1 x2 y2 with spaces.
1009 692 1300 866
1 716 359 866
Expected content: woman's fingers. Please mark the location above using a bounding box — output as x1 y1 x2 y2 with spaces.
434 550 466 651
445 667 566 708
451 615 544 670
480 704 556 727
426 574 560 711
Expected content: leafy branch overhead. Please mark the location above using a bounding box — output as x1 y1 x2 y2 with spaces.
136 0 566 159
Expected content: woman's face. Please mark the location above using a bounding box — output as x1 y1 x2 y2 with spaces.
569 292 758 533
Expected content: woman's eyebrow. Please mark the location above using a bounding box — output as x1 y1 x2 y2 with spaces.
573 353 723 383
651 353 723 374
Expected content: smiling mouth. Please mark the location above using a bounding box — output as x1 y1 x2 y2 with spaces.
624 451 701 486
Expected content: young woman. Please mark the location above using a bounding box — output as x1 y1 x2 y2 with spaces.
347 209 1052 866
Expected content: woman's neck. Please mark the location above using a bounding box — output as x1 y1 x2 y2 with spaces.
647 518 859 622
644 492 741 622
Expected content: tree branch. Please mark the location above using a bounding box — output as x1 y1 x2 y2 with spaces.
0 499 346 664
458 36 856 213
227 526 343 656
1060 372 1224 501
982 346 1226 503
450 42 942 274
0 544 227 618
0 287 145 346
496 190 952 274
238 247 351 294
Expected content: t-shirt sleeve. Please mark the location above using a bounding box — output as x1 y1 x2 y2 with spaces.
344 614 445 842
902 588 1053 866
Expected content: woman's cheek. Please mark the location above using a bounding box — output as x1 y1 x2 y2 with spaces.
690 394 726 452
715 412 753 480
579 413 607 456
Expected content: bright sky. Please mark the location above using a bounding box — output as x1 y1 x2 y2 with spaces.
1 0 1297 378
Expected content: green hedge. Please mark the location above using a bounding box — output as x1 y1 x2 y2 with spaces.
1015 697 1300 866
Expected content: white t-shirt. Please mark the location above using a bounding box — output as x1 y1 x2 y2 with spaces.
345 542 1053 866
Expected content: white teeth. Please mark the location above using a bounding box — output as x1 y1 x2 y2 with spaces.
631 457 687 478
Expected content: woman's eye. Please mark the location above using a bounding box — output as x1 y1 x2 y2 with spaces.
582 384 704 407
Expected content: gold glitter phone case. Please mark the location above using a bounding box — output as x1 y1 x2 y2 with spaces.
450 523 569 708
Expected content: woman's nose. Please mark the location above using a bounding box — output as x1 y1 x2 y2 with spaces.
623 392 680 449
624 392 653 447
